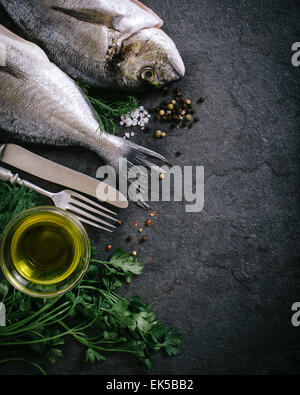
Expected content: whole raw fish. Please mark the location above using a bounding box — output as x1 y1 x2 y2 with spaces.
0 26 168 188
0 0 185 91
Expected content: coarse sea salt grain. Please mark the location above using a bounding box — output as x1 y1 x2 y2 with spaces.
120 106 150 138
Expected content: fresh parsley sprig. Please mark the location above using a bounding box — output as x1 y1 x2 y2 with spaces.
0 249 182 374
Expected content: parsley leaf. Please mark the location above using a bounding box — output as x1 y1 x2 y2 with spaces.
0 249 181 373
92 249 144 284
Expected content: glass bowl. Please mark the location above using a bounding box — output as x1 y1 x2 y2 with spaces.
0 206 91 298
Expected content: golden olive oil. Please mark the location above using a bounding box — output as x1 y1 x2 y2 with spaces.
10 212 83 285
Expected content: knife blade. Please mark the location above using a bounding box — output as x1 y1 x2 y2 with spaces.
0 144 128 209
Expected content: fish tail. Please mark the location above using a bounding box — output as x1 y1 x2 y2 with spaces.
125 139 172 167
124 140 172 208
96 136 171 207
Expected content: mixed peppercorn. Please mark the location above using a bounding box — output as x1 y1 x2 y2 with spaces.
150 88 204 135
106 212 157 259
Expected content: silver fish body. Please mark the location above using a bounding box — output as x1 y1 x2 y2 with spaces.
0 26 168 175
0 0 185 91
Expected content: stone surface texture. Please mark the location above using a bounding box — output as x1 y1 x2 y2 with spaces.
0 0 299 375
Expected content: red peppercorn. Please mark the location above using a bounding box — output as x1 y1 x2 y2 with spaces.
106 244 112 251
145 219 152 227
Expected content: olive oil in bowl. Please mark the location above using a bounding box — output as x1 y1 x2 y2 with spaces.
11 213 82 285
0 207 91 298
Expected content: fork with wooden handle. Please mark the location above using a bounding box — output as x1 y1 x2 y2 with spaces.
0 166 119 232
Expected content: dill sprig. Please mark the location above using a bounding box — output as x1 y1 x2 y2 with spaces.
78 83 139 134
0 183 38 235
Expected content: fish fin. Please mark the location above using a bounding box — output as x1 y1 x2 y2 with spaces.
51 6 119 28
0 62 27 80
51 5 162 33
130 0 163 28
0 24 50 65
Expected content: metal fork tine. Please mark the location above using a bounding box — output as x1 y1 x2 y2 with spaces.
0 167 119 233
127 162 149 180
128 178 147 195
72 214 113 233
67 205 116 229
68 190 117 216
135 157 167 175
69 197 119 223
136 199 150 209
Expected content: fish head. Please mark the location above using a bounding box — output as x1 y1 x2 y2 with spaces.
115 28 185 91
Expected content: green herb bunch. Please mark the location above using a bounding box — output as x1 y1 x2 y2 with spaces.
79 83 139 133
0 183 38 235
0 249 181 374
0 147 181 374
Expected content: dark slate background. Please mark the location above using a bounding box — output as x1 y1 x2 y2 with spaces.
1 0 300 375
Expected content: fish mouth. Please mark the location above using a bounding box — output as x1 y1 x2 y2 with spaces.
168 53 185 79
123 28 185 78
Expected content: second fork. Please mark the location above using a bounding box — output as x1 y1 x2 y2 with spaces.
0 166 119 232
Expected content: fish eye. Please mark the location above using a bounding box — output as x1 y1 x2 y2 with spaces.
141 68 156 82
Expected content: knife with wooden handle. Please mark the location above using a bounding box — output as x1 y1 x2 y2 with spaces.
0 144 128 209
